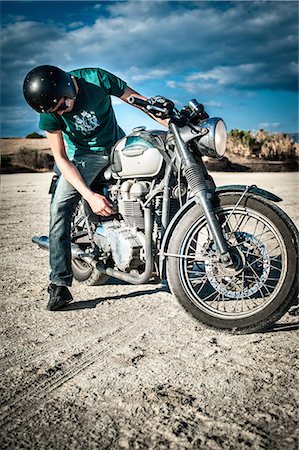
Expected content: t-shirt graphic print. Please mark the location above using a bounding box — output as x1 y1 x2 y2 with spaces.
73 111 100 135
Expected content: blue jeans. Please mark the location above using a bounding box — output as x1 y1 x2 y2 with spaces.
49 152 110 286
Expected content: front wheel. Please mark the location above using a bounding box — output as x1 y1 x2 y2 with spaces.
167 193 298 333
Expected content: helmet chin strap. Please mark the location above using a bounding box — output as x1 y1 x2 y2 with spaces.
71 76 79 97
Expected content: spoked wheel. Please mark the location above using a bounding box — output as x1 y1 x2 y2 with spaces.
71 201 109 286
167 193 298 333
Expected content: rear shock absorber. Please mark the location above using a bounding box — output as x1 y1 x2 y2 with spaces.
153 195 163 245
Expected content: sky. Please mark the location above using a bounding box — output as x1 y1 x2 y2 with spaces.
1 0 298 137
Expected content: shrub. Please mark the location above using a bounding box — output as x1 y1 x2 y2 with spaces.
25 132 45 139
1 155 12 167
14 147 54 170
227 129 255 158
227 129 298 161
256 130 297 161
18 147 38 167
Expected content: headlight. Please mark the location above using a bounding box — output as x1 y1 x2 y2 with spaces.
195 117 227 158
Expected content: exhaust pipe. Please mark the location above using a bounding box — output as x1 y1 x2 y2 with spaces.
32 235 101 269
32 207 154 285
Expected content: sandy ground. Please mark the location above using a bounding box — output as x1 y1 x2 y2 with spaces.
0 171 298 450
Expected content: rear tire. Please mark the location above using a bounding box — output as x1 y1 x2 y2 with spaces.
71 200 109 286
72 258 109 286
167 193 298 333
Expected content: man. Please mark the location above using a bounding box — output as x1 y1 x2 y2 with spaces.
23 65 171 310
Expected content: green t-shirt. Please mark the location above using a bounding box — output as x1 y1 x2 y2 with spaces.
39 68 127 158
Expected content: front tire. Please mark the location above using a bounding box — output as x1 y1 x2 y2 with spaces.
167 193 298 333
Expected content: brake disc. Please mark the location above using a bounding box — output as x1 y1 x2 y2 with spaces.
205 232 271 299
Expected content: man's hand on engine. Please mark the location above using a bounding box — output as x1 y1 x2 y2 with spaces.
86 192 116 216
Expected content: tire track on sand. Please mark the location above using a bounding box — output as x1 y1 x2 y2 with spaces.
0 308 171 430
0 294 164 398
0 289 165 370
0 324 119 408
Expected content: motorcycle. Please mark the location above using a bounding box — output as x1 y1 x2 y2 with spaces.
33 96 298 333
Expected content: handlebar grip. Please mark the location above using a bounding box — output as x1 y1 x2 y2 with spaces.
128 96 148 107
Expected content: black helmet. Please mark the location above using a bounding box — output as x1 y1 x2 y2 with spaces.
23 65 76 113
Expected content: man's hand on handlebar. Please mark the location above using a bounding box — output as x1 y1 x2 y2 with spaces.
127 95 174 121
127 94 210 129
147 96 175 120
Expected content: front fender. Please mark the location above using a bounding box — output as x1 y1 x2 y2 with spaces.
158 184 282 279
216 184 282 202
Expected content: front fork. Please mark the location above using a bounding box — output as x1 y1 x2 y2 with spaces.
170 123 233 267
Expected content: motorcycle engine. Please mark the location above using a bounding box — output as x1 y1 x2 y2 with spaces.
94 180 150 272
117 180 151 229
94 222 145 272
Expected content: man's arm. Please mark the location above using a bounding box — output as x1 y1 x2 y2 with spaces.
120 86 169 128
45 131 114 216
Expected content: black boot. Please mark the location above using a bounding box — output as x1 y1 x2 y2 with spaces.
47 284 73 311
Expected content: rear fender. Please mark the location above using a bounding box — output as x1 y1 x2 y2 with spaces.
159 184 282 279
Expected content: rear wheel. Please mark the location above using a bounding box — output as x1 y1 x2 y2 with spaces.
71 257 109 286
167 193 298 333
71 201 109 286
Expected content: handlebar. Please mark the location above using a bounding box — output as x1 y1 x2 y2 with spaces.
128 96 169 116
128 96 208 126
127 96 148 108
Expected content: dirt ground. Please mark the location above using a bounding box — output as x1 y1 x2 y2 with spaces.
0 171 298 450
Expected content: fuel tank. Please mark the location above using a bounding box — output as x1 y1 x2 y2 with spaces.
111 129 166 179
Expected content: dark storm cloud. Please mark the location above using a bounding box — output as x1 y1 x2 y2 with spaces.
1 20 65 107
2 1 298 93
1 1 298 135
94 1 298 91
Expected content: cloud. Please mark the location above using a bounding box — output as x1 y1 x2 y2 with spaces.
68 21 85 29
2 2 298 93
205 101 223 108
258 122 281 129
128 68 171 83
183 62 296 92
166 80 176 89
1 1 298 135
111 97 123 106
0 106 39 136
